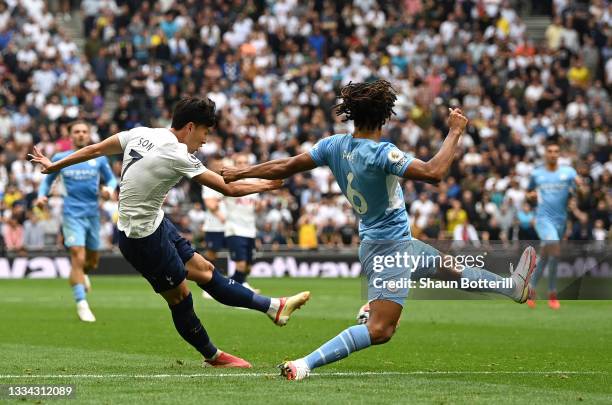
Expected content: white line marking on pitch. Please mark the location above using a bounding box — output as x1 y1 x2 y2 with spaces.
0 371 606 379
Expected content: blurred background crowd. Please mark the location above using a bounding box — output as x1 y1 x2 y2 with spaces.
0 0 610 254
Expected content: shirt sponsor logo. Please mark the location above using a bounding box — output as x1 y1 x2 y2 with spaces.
63 169 98 180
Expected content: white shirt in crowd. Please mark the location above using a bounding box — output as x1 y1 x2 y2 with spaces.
410 198 436 229
202 187 226 233
224 187 258 239
117 127 206 238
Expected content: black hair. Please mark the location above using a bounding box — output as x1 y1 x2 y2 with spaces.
545 136 561 147
334 79 397 130
171 97 217 129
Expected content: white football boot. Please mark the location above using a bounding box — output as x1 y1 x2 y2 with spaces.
268 291 311 326
510 246 537 303
76 300 96 322
278 358 311 381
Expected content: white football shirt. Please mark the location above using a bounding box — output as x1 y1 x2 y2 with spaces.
202 187 226 233
117 127 206 238
224 185 258 239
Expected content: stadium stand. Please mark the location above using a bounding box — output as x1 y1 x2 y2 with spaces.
0 0 610 254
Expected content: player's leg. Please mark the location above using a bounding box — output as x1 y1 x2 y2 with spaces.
531 220 561 309
546 224 564 309
410 240 536 303
227 236 255 289
203 231 223 264
186 253 309 325
201 246 216 300
83 250 99 292
83 216 101 292
63 215 96 322
160 281 219 361
528 250 548 308
280 240 407 380
160 280 250 368
280 303 391 381
117 219 250 367
204 249 218 263
68 245 96 322
232 259 247 284
240 238 259 292
201 232 220 299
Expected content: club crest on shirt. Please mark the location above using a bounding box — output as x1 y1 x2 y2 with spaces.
88 160 97 167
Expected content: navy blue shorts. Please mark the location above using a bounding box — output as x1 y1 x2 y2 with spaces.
226 236 255 264
118 217 196 293
204 231 226 252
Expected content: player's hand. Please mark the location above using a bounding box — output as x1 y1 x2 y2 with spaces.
221 166 241 183
526 190 537 202
34 196 48 209
447 108 468 134
100 186 114 201
28 146 55 173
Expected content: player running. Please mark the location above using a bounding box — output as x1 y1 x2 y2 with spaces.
526 139 580 310
35 121 117 323
221 80 536 380
30 97 310 368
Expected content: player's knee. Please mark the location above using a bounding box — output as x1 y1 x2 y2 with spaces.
163 284 191 306
367 322 396 345
185 254 215 284
71 250 86 268
84 258 99 271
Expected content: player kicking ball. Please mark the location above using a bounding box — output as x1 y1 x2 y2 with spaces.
222 80 536 380
30 97 310 368
526 139 581 310
35 121 117 322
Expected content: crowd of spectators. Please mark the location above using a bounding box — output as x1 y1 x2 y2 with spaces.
0 0 610 254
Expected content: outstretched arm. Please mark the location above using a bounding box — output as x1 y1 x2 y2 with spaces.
37 161 60 198
403 108 468 183
35 155 61 208
194 169 282 197
221 153 317 183
29 135 124 174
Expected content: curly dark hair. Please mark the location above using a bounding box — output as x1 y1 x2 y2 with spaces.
334 80 398 131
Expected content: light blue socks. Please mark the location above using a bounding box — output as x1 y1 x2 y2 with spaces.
72 284 86 303
303 324 371 370
461 267 514 298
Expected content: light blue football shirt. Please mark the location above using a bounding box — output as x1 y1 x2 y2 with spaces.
309 134 414 241
38 151 118 218
528 165 577 226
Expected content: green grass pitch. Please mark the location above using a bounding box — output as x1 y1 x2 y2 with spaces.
0 277 610 404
